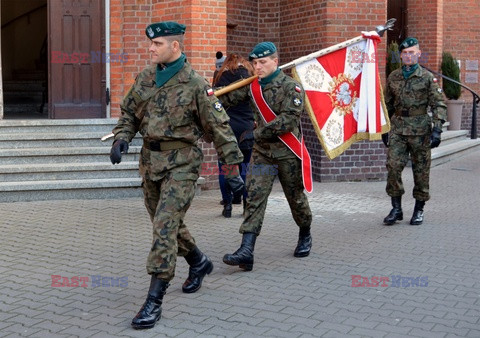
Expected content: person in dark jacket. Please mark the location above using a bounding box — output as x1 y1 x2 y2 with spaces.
213 53 255 217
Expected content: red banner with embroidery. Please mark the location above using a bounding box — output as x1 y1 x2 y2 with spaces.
291 32 389 159
250 79 313 193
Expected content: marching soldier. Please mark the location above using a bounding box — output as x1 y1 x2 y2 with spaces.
382 37 447 226
110 21 244 329
220 42 313 271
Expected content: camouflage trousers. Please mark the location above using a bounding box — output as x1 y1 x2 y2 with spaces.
143 170 198 281
240 149 312 235
386 133 431 202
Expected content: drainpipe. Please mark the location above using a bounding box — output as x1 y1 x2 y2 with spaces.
105 0 111 118
0 4 3 119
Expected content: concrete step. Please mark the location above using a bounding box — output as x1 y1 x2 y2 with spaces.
0 161 140 182
12 69 46 81
0 118 119 134
0 132 143 148
439 130 469 146
0 146 142 165
3 80 45 92
3 104 42 114
431 137 480 167
3 91 44 101
0 177 143 203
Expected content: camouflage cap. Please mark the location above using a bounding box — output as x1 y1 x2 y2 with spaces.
399 37 419 51
249 42 277 61
146 21 186 39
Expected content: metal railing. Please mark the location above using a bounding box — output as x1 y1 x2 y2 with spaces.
421 65 479 139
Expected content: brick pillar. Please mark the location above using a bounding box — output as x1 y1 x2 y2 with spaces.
151 0 227 80
407 0 443 71
110 0 152 118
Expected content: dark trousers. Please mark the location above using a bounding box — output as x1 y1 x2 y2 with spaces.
218 147 252 203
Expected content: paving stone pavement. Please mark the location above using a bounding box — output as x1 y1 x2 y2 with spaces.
1 150 479 338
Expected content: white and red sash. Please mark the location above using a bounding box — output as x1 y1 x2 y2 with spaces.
250 79 313 193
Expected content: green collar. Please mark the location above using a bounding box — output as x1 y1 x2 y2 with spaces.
259 68 281 88
155 53 186 87
402 63 419 79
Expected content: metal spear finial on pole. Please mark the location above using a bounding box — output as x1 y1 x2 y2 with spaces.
375 18 396 37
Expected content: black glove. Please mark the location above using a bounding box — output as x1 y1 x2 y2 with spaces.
381 133 389 148
430 127 442 148
225 175 245 195
110 139 129 164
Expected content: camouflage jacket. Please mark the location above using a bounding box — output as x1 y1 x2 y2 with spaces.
219 70 305 159
112 61 243 180
385 66 447 135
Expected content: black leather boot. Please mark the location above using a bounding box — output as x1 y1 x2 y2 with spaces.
410 200 425 225
294 227 312 257
182 246 214 293
222 202 232 218
383 196 403 225
223 232 256 271
131 275 169 329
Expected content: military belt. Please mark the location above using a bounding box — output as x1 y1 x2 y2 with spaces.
396 108 427 117
144 139 192 151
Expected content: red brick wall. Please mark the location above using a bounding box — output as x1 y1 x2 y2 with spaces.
407 0 443 71
443 0 480 136
109 0 152 118
226 0 258 57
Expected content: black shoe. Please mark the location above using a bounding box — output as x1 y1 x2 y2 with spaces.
222 203 232 218
410 200 425 225
182 247 214 293
383 196 403 225
294 228 312 257
223 232 256 271
131 276 169 330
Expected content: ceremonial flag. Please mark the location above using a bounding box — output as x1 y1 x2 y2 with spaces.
291 31 390 159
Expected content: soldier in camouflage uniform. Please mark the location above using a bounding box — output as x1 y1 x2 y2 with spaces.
109 21 244 329
382 37 447 226
220 42 313 272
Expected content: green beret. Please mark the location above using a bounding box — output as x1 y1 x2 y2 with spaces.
399 37 419 51
146 21 186 39
249 42 277 61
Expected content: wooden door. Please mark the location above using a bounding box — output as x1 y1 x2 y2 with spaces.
48 0 105 119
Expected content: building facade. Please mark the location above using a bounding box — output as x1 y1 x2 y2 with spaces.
1 0 479 188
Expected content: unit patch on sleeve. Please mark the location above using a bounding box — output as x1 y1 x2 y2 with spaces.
213 100 224 111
